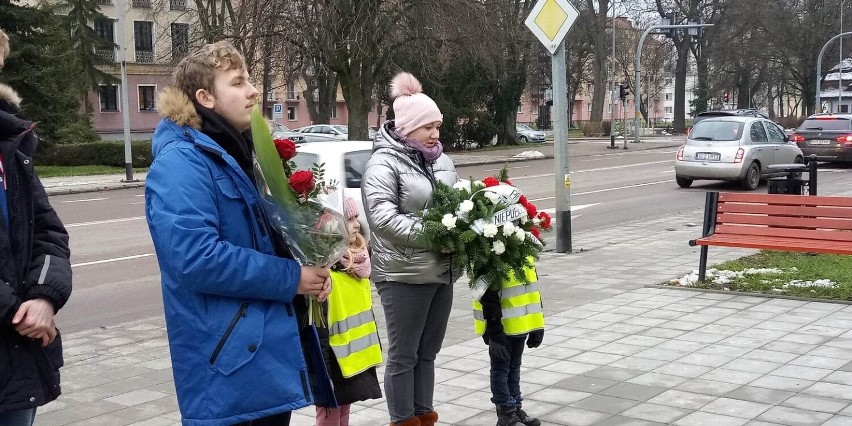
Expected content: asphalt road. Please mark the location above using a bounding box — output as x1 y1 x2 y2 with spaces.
51 147 852 332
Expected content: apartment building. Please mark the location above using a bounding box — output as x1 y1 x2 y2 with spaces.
22 0 195 139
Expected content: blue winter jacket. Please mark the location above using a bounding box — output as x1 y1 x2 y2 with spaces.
145 88 333 425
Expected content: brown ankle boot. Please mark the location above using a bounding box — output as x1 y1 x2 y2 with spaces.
390 417 421 426
416 411 439 426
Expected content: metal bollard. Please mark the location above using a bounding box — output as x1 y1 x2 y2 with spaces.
807 154 818 196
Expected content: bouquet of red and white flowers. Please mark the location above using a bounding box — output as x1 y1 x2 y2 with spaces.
418 167 551 299
250 107 349 325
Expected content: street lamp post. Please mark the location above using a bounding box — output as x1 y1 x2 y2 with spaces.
816 31 852 111
633 22 713 144
840 0 845 112
608 1 618 149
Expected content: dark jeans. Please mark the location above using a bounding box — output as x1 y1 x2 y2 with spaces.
232 412 291 426
0 408 36 426
489 335 526 407
376 281 453 423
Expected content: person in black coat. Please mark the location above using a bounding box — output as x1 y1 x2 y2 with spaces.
0 29 73 426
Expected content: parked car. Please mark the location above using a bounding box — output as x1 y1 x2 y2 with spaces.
295 124 377 142
674 116 804 190
516 124 546 143
271 123 306 144
693 109 769 125
292 140 373 239
791 113 852 162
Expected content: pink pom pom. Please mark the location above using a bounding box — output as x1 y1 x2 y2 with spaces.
390 72 423 99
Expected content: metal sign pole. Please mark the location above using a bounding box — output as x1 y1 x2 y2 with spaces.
114 0 134 182
552 42 572 253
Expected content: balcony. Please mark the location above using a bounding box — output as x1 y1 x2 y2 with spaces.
96 0 113 5
131 0 151 7
170 0 186 10
135 50 154 64
96 49 115 63
285 91 300 101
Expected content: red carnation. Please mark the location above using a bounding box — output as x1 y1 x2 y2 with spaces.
273 138 297 161
519 195 528 205
289 170 315 195
531 227 541 240
503 179 513 185
524 201 537 218
537 211 552 230
483 176 500 187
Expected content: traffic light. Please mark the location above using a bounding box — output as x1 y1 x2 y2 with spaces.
664 12 676 38
723 91 729 103
619 84 629 101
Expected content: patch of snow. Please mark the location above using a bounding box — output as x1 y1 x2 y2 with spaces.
512 151 545 159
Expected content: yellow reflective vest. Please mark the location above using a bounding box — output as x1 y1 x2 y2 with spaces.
473 266 545 336
327 270 383 378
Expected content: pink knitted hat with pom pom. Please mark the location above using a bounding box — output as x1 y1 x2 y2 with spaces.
390 72 442 136
344 196 359 219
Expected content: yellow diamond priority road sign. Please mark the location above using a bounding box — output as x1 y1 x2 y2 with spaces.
525 0 579 55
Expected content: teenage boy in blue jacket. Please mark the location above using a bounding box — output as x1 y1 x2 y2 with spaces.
145 41 334 426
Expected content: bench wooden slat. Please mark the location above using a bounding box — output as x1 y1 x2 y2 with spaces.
716 213 852 231
694 233 852 255
718 203 852 219
719 192 852 208
714 224 852 242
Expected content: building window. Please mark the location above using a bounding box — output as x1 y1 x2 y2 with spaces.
134 21 154 63
171 23 189 62
842 104 849 113
665 106 673 113
587 103 592 112
99 85 119 112
138 85 156 111
287 106 297 121
170 0 186 10
94 18 115 62
287 81 298 100
517 104 523 114
665 93 672 101
330 105 337 119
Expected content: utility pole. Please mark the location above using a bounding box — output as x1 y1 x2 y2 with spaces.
114 0 134 182
608 3 618 149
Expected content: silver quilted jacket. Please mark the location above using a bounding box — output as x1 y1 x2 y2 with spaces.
362 121 461 285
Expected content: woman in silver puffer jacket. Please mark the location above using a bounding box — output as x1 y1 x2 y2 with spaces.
362 72 460 426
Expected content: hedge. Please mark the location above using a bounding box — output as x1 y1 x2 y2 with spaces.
36 140 153 167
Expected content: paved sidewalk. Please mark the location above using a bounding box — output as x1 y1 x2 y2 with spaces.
34 205 852 425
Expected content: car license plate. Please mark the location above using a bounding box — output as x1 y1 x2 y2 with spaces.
695 152 721 161
809 139 832 145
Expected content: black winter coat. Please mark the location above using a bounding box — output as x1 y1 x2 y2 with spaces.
316 303 382 406
0 84 72 411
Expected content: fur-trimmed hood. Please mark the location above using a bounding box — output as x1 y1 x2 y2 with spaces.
156 86 201 129
0 83 21 108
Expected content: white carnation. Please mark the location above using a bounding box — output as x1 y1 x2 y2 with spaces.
502 222 516 236
459 199 474 213
483 224 499 238
491 240 506 255
474 180 483 187
453 180 472 193
519 215 529 224
441 214 457 230
484 192 500 204
515 228 526 241
532 217 542 226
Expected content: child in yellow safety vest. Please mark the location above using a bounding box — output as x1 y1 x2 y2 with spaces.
315 197 383 426
473 265 545 426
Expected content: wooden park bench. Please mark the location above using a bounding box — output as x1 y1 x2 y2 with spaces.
689 191 852 282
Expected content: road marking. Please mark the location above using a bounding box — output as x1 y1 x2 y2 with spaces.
509 160 673 181
486 165 533 172
61 198 108 204
529 180 673 202
130 202 145 205
66 216 146 228
72 253 155 268
540 203 599 214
